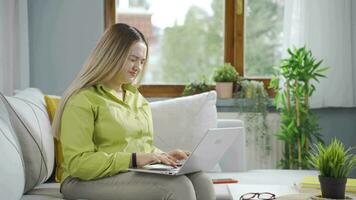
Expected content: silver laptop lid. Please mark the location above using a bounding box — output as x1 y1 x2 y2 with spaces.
178 127 243 174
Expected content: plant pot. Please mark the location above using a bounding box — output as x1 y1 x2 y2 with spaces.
215 82 233 99
319 175 347 199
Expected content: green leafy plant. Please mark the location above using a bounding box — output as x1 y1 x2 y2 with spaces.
213 63 239 82
232 76 244 93
182 76 212 96
234 80 271 155
309 139 356 178
269 46 329 169
236 80 269 112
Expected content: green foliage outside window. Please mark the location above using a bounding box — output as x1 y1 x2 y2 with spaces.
158 0 283 83
160 0 224 83
245 0 284 77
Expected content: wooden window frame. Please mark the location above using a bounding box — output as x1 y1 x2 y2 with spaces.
104 0 274 97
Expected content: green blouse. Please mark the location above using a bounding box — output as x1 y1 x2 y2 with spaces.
60 83 162 181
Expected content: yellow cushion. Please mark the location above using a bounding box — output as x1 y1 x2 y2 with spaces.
44 95 63 182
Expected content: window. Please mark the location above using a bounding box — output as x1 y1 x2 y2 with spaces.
105 0 283 97
115 0 225 85
245 0 285 77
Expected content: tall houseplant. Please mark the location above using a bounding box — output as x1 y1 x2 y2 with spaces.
269 46 329 169
309 139 356 199
213 63 239 99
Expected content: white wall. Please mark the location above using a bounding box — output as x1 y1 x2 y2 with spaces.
353 0 356 101
28 0 104 95
0 0 29 95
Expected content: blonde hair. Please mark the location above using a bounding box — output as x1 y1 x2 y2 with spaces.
52 23 149 139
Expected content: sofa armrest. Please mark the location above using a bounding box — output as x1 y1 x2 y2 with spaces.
217 119 246 172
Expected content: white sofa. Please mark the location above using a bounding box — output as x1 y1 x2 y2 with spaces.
0 88 246 200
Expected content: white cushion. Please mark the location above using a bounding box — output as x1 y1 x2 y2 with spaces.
4 88 54 192
0 93 25 199
150 91 218 152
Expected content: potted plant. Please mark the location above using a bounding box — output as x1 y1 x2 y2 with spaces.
213 63 239 99
309 139 356 199
269 46 328 169
182 77 212 96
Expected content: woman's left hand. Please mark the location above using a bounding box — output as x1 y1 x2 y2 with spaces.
168 149 191 160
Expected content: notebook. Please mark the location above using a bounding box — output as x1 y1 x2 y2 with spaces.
301 176 356 193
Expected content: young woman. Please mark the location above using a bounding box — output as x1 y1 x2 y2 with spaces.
52 23 215 200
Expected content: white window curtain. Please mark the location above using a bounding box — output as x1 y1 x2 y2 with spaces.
283 0 355 108
0 0 30 96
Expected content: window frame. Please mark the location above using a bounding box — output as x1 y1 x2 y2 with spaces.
104 0 274 97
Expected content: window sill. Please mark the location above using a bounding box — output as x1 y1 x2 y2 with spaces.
147 97 277 113
216 98 276 112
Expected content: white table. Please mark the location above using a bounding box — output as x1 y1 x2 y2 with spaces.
209 169 319 200
209 169 356 200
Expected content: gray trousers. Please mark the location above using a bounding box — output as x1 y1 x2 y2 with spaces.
60 171 215 200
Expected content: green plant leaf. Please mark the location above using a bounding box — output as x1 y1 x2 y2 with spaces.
309 139 356 177
213 63 239 82
315 66 329 73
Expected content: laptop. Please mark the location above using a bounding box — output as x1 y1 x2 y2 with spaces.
129 127 243 175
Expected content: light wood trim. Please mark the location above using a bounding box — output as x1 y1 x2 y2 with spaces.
138 85 215 98
104 0 115 30
138 85 185 97
235 0 244 77
225 0 235 66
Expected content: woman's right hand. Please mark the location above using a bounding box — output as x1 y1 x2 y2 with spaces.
136 153 177 168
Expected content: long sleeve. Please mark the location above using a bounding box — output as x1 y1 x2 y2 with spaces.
152 146 164 154
60 103 131 181
143 102 164 154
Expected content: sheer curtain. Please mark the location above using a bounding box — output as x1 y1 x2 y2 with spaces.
239 0 355 170
283 0 355 108
0 0 30 96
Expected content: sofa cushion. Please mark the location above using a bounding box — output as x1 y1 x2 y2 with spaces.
44 95 63 182
3 88 54 192
26 183 63 199
0 94 26 199
150 91 218 152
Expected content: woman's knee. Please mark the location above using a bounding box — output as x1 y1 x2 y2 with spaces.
186 172 215 200
164 175 196 200
188 171 213 185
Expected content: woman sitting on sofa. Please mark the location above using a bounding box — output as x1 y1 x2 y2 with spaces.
51 23 215 200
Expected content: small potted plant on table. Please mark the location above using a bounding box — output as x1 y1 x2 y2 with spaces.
309 139 356 199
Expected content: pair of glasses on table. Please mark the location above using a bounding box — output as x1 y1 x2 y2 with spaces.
239 192 276 200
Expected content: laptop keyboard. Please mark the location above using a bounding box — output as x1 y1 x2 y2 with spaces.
143 159 187 171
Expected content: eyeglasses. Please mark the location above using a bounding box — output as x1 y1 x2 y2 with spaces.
239 192 276 200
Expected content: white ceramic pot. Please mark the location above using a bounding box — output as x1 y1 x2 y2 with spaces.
215 82 233 99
